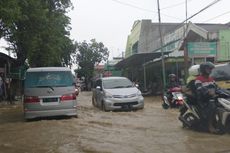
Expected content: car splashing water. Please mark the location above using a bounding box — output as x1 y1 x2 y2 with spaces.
0 93 230 153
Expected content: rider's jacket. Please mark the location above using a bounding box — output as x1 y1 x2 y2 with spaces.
166 81 179 89
195 75 215 88
195 75 216 98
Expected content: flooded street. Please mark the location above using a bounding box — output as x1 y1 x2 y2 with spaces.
0 92 230 153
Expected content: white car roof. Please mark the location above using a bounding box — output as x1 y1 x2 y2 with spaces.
27 67 71 72
101 76 129 81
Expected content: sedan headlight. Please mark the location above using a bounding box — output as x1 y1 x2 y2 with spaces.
104 91 113 98
136 90 142 96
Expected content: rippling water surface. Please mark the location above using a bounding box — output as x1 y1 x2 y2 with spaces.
0 92 229 153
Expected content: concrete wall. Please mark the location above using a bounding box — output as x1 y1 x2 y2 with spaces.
125 20 181 57
125 20 141 57
218 30 230 62
138 20 156 53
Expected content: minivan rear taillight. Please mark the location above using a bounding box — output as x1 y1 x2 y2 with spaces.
24 96 40 103
60 93 76 101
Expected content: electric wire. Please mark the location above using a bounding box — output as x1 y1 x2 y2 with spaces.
185 0 222 22
161 0 192 10
202 10 230 23
110 0 183 21
170 0 222 31
110 0 154 13
111 0 223 24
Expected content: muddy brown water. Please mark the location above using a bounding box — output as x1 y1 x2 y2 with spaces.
0 92 230 153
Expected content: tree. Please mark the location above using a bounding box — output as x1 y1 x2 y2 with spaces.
0 0 75 67
75 39 109 90
0 0 20 38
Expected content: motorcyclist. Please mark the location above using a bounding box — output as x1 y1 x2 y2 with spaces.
186 65 200 96
194 62 216 119
180 65 200 115
165 74 180 105
166 74 180 89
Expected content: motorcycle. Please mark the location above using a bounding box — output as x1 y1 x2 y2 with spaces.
162 86 184 109
75 83 80 96
178 87 230 134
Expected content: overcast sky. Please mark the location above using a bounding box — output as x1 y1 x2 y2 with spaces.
68 0 230 59
1 0 229 60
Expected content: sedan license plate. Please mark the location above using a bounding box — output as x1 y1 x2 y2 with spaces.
122 104 133 110
42 97 58 103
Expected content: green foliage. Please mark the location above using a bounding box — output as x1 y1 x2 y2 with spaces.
0 0 75 67
74 39 109 81
0 0 21 37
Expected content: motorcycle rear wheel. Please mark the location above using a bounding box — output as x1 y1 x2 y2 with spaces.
183 113 199 128
208 110 225 134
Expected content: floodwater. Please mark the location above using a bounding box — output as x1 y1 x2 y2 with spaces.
0 92 230 153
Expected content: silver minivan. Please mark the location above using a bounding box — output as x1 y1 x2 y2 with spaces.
23 67 77 119
92 77 144 111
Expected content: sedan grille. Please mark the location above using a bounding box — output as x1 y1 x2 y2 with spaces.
114 102 138 106
113 94 136 98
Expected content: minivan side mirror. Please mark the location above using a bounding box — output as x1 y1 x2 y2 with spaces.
96 86 101 90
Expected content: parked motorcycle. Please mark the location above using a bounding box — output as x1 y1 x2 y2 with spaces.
178 87 230 134
162 86 184 109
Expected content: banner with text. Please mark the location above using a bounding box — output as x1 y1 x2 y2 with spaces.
187 42 217 57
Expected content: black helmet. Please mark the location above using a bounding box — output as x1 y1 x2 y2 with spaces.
168 74 176 78
199 62 215 75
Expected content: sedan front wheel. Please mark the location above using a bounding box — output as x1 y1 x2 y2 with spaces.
102 101 109 112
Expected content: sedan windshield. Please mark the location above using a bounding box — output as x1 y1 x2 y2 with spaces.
103 78 133 89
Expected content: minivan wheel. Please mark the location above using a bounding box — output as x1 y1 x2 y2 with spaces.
25 118 32 122
92 96 96 107
73 115 78 118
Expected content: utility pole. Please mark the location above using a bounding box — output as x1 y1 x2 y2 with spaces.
157 0 166 89
184 0 189 79
143 58 146 91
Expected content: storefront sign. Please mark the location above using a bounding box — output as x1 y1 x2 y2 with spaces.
187 42 216 57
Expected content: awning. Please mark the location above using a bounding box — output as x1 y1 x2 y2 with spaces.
0 52 15 61
0 52 16 67
115 51 171 68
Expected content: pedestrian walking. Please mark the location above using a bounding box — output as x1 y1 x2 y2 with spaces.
5 77 13 104
0 73 3 102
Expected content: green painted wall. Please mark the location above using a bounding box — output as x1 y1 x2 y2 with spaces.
104 62 122 76
125 20 141 58
218 30 230 62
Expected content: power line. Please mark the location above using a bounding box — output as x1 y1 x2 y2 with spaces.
110 0 183 21
160 14 182 21
111 0 222 25
182 0 222 23
171 0 222 31
111 0 154 13
202 10 230 23
161 0 192 10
